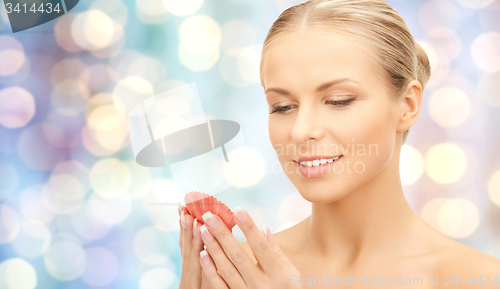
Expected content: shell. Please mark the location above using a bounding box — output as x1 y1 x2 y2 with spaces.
184 191 237 232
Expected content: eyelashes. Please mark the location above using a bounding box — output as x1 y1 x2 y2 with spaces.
269 98 356 115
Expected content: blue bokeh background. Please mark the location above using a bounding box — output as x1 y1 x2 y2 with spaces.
0 0 499 288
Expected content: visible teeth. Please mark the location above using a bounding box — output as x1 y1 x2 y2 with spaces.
299 156 341 166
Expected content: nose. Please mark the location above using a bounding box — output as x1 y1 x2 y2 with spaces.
290 103 325 144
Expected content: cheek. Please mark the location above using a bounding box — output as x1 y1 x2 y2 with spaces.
338 102 396 170
268 118 290 149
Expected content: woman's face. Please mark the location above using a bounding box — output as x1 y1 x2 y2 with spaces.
262 29 405 203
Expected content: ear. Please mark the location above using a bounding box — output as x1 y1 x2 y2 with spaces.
396 80 422 133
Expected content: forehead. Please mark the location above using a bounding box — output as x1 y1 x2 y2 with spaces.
262 30 382 92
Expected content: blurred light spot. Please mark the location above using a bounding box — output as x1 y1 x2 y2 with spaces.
438 198 480 238
479 1 500 32
18 124 66 171
0 258 37 289
0 35 25 76
43 240 86 281
51 160 91 193
43 174 85 215
488 170 500 208
136 0 170 24
126 56 166 86
220 20 256 54
400 145 424 185
471 32 500 72
11 220 51 259
238 44 262 84
51 79 90 116
88 193 131 225
72 10 116 51
91 0 128 26
0 86 35 128
455 0 495 9
90 22 125 59
133 226 174 265
112 76 154 114
43 112 84 148
477 71 500 107
223 147 265 187
142 178 182 232
139 268 177 289
163 0 203 16
0 160 18 200
55 14 82 52
420 198 448 231
72 201 112 241
51 58 88 86
219 52 252 87
0 205 19 244
178 15 221 71
428 86 470 127
123 160 152 200
80 247 118 287
425 27 462 62
425 143 467 184
89 92 114 109
19 185 56 224
83 65 119 94
419 0 460 32
86 104 129 152
90 158 131 199
278 193 311 227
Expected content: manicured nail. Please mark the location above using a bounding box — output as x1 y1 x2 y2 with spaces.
263 224 273 245
202 211 219 229
193 218 198 237
178 203 182 217
200 250 212 267
200 224 214 243
233 206 247 223
181 211 186 229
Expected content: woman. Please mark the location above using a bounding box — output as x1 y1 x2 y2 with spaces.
178 0 500 287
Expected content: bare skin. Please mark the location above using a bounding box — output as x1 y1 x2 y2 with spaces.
235 27 500 288
178 27 500 288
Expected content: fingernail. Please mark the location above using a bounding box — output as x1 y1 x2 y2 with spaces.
193 218 198 237
233 206 247 223
202 211 219 229
178 203 182 217
200 224 214 243
181 211 186 229
263 224 273 245
200 250 212 267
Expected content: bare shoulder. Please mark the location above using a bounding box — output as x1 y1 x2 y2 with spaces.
436 239 500 279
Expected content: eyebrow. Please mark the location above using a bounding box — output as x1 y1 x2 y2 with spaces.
264 78 360 95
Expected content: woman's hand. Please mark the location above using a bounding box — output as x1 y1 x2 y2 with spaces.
197 206 302 289
178 204 209 289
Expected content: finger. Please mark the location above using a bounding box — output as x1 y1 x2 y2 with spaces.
232 207 280 276
200 250 230 289
180 209 193 260
187 218 204 289
199 221 250 288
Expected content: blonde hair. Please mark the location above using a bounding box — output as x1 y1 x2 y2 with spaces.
260 0 431 145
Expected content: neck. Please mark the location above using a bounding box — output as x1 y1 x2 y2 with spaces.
300 150 421 268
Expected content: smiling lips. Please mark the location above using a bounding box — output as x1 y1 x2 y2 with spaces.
296 155 342 167
295 155 343 178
